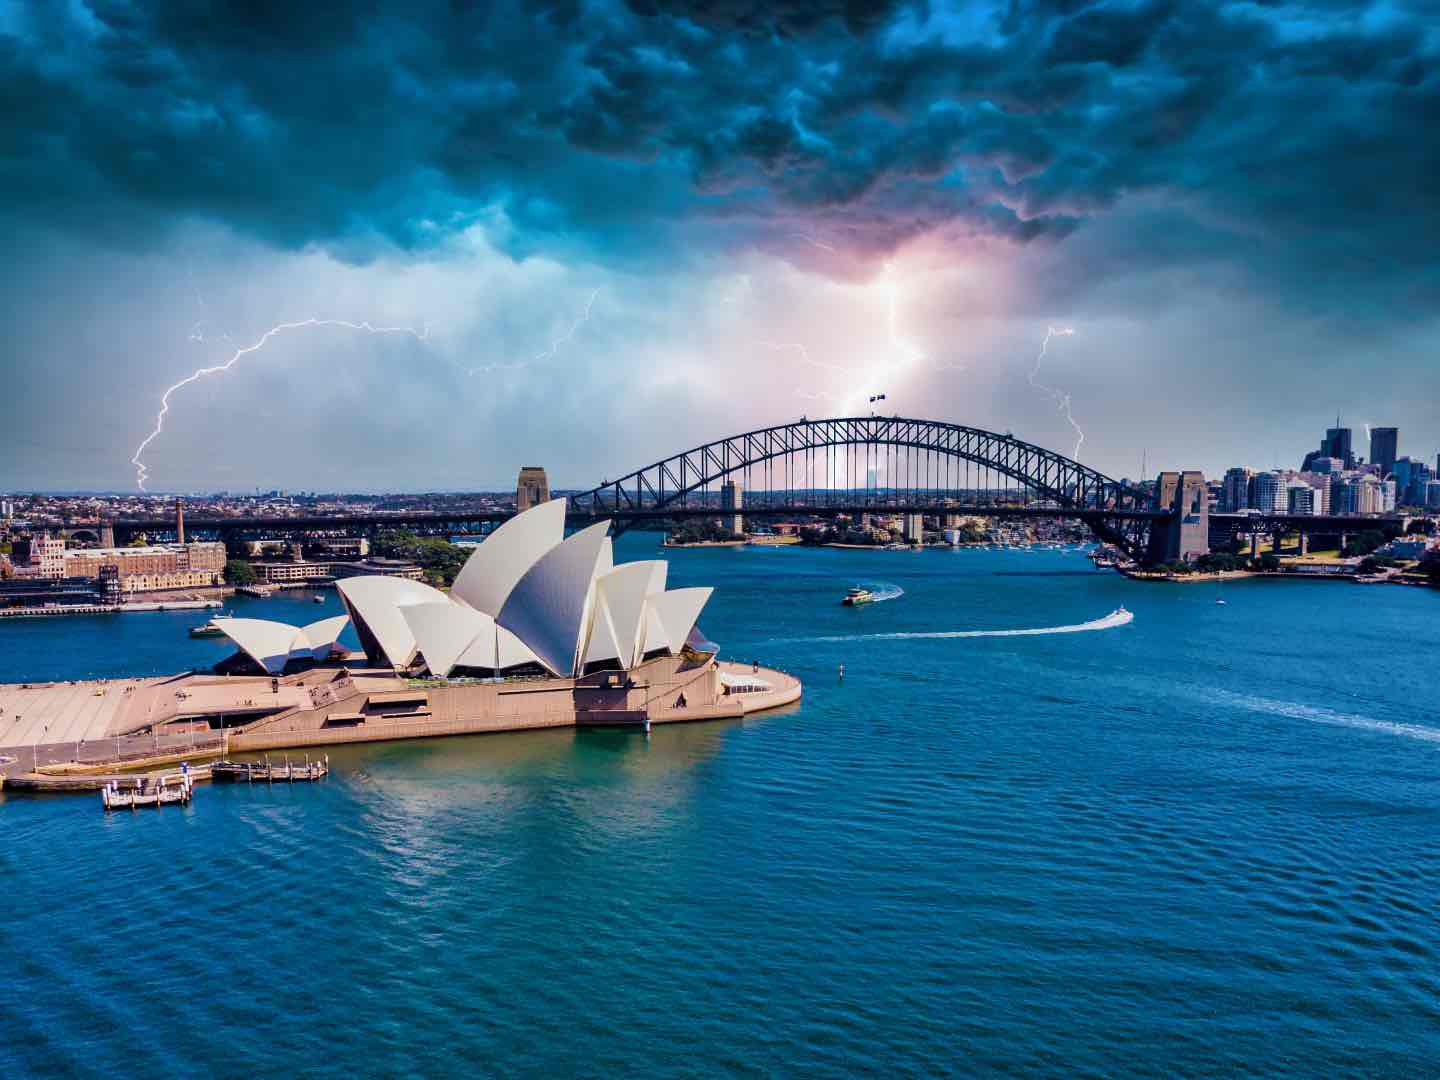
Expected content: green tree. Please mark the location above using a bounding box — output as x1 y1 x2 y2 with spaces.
1342 529 1387 558
1196 552 1242 572
373 529 470 586
224 559 258 585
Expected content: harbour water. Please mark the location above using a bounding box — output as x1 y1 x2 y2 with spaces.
2 538 1438 1075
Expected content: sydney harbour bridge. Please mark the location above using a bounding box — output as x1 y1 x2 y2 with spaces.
105 416 1388 565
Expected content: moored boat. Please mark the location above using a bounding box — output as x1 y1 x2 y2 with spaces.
189 613 230 638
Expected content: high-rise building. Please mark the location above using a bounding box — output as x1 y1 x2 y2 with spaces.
1426 480 1440 510
1249 471 1288 514
1369 427 1398 479
1322 423 1355 469
516 467 550 512
720 479 744 536
903 512 924 545
1380 479 1397 512
1221 467 1252 512
1286 483 1317 515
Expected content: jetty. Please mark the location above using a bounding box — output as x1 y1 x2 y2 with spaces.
4 763 212 794
212 755 329 783
101 770 194 810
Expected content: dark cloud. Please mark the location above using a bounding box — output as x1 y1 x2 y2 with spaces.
0 0 1434 308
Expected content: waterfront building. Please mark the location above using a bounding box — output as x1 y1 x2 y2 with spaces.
516 466 550 512
30 533 66 578
329 558 423 581
1369 427 1399 479
63 542 225 593
903 513 923 544
258 561 333 584
1221 468 1252 512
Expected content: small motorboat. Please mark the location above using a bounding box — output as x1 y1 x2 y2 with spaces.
842 587 875 606
189 613 229 638
313 595 325 604
1215 597 1227 605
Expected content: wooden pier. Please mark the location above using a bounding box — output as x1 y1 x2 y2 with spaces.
211 755 329 783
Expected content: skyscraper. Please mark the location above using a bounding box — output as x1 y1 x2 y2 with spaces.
1221 467 1252 512
1369 427 1398 478
1322 422 1354 469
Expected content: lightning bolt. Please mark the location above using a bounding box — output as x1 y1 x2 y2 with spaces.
466 289 599 376
754 340 854 374
1027 326 1084 460
793 232 838 254
131 319 429 491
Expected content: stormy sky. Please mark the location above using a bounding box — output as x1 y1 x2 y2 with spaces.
2 0 1437 492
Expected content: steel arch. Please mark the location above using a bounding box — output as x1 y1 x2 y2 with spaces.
568 417 1158 559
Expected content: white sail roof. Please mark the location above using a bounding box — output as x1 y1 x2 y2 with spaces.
299 615 351 660
401 602 541 676
401 602 490 679
214 614 352 674
336 576 449 669
450 498 567 617
598 561 666 669
498 520 611 677
641 603 669 656
647 587 714 655
214 618 305 675
582 591 623 667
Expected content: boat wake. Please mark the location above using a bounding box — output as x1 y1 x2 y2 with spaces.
784 607 1132 644
859 582 905 603
1213 690 1440 746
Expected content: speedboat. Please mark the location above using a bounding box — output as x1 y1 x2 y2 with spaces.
1215 597 1227 605
842 587 875 606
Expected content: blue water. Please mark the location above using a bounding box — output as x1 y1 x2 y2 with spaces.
2 539 1439 1076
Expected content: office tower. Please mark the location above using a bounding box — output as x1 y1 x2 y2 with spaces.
1369 427 1398 478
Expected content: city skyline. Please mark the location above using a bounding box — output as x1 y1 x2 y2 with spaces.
3 2 1438 490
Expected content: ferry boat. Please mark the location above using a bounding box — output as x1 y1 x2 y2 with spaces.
188 613 230 638
842 586 875 606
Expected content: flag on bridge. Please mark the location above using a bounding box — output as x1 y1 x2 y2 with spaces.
869 393 887 403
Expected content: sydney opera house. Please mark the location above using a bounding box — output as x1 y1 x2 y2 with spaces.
171 501 801 747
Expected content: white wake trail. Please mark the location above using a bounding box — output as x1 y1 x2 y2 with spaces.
1212 690 1440 745
783 607 1132 644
